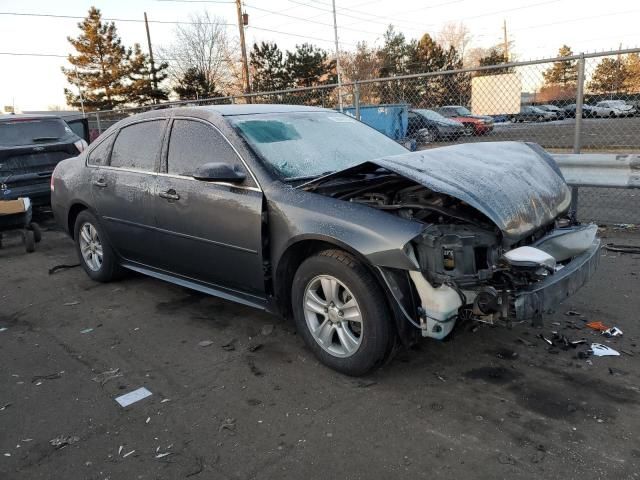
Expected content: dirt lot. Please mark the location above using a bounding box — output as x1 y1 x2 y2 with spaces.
1 215 639 480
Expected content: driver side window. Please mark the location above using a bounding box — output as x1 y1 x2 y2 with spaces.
167 119 245 179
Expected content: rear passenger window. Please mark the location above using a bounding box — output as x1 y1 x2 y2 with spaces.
87 134 113 166
167 119 240 176
111 120 165 171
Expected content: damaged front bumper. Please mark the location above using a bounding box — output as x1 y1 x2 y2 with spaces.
510 237 600 323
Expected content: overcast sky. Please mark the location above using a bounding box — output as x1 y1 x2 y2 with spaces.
1 0 638 111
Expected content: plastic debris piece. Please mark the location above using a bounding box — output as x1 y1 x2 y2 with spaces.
156 452 172 459
565 310 581 316
0 403 11 411
49 435 80 449
80 328 94 334
0 327 7 333
122 450 135 458
538 334 553 346
115 387 152 407
602 327 623 338
64 301 80 306
198 340 214 347
32 372 63 383
160 398 171 403
620 349 634 356
586 321 609 332
146 417 151 424
590 344 620 357
92 368 122 386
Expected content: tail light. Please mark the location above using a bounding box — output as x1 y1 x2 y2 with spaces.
74 139 88 153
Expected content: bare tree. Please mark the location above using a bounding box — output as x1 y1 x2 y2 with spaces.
159 11 240 96
437 22 472 59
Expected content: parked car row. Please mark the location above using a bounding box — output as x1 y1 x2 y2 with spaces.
405 106 494 144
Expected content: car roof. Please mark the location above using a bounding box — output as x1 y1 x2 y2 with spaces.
0 113 63 122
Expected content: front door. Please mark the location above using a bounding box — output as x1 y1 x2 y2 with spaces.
153 118 265 296
89 119 166 266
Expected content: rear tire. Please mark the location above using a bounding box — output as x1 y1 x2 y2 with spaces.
292 249 394 376
74 210 122 282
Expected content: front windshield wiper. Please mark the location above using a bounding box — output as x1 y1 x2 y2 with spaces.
286 170 335 182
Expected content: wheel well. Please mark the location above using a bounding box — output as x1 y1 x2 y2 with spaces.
67 204 88 239
273 239 415 344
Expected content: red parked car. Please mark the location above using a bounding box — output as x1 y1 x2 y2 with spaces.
435 106 494 136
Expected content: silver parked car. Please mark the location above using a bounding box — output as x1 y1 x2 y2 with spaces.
50 105 600 375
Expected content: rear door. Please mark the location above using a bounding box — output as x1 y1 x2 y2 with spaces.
153 117 265 296
89 119 166 265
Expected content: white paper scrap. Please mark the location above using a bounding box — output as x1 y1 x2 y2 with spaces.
591 343 620 357
115 387 152 407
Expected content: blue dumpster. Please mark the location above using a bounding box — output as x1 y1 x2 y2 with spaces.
342 104 409 141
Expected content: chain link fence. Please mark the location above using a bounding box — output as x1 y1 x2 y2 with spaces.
85 48 640 225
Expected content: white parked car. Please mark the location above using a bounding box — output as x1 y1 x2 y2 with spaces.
595 100 636 117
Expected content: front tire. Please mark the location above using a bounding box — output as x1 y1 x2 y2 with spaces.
292 249 394 376
74 210 122 282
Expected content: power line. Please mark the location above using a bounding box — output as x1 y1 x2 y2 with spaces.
247 25 357 47
0 11 235 25
243 2 381 36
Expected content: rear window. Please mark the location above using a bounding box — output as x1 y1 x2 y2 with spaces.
0 118 72 147
110 120 165 172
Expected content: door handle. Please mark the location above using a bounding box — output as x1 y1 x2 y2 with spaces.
159 190 180 201
92 179 107 188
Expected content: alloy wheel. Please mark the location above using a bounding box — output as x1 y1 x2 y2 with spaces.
79 222 103 272
303 275 363 358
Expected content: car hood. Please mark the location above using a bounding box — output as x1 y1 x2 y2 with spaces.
435 118 464 127
303 141 571 241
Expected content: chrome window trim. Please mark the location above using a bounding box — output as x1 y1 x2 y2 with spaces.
85 164 262 192
167 116 263 191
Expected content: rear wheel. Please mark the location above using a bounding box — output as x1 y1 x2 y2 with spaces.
292 249 394 376
74 210 122 282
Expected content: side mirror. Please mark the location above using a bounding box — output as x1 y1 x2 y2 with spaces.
192 162 246 183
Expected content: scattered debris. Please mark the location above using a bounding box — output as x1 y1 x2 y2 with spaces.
160 398 171 403
433 373 446 382
221 340 236 351
565 310 581 316
498 453 516 465
430 402 444 411
122 450 136 458
261 324 275 336
551 321 561 326
118 445 123 455
49 435 80 449
590 344 620 357
48 263 81 275
247 343 263 352
602 327 623 338
538 334 553 346
63 301 80 306
198 340 214 347
0 403 11 411
115 387 152 407
146 417 151 424
32 372 63 383
80 328 94 334
620 349 634 357
0 327 7 333
586 321 609 332
604 243 640 254
219 418 236 433
92 368 123 386
155 452 172 459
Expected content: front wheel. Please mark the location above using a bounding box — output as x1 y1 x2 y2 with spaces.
292 250 394 376
74 210 122 282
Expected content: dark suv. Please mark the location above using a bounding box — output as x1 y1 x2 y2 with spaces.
0 114 88 204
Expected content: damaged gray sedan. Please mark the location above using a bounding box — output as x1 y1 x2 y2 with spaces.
51 105 600 375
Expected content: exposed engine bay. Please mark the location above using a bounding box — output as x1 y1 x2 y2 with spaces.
302 161 599 342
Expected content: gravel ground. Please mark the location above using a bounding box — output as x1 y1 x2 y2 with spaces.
1 216 639 480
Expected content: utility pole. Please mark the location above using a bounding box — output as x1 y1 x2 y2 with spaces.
144 12 159 102
502 19 509 62
235 0 251 98
331 0 343 111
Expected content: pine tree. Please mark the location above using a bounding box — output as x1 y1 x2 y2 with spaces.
588 57 626 94
376 26 412 103
543 45 577 87
173 67 222 100
286 43 334 88
62 7 130 110
476 48 513 76
124 44 169 106
250 42 290 92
